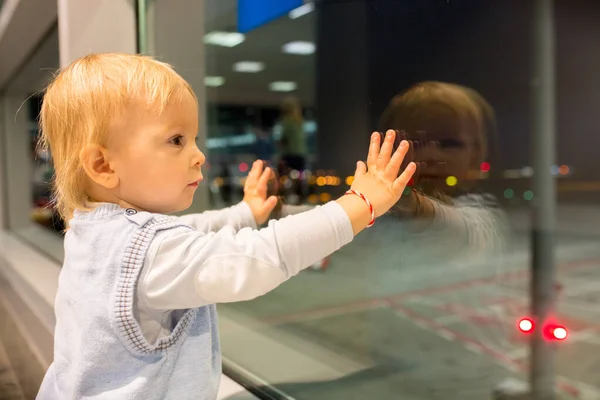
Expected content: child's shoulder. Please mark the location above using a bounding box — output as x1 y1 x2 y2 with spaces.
121 208 196 236
71 204 193 235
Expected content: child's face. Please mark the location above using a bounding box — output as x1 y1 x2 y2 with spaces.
107 91 205 213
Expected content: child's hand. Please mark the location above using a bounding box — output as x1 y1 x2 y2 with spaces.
243 160 279 225
337 130 416 234
351 130 416 217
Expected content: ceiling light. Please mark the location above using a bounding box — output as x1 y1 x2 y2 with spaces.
204 31 245 47
269 81 297 92
233 61 265 73
283 41 315 55
289 3 314 19
205 76 225 87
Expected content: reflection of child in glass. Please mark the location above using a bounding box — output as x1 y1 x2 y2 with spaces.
36 53 415 400
283 82 506 271
374 81 507 264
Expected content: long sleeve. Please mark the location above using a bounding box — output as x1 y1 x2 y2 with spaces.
427 194 508 255
138 201 354 311
177 201 256 233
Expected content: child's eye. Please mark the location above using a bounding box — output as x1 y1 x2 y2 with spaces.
169 135 185 147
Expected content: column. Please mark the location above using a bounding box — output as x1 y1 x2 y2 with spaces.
57 0 137 67
314 0 370 179
144 0 210 213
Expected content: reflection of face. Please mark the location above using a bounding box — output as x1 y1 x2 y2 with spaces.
392 107 481 194
404 128 474 182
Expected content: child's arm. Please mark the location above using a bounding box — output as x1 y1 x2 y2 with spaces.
390 193 507 256
177 202 256 233
178 161 281 233
138 130 416 310
430 194 508 254
139 201 353 309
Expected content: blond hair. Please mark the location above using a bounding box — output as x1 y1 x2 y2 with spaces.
38 53 196 227
379 81 496 207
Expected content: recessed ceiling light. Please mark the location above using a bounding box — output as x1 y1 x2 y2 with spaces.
289 3 314 19
233 61 265 73
204 31 245 47
205 76 225 87
269 81 297 92
282 41 315 55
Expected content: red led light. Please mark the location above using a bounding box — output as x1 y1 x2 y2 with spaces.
553 326 568 340
480 162 491 172
518 318 534 333
239 162 249 173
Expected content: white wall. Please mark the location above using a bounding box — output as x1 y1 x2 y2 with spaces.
57 0 137 67
0 0 58 89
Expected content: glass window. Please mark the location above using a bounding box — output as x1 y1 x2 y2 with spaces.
1 25 63 259
148 0 600 397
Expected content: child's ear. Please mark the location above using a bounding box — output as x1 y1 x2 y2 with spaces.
80 145 119 189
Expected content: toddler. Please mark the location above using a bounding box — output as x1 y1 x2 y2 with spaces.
36 53 415 400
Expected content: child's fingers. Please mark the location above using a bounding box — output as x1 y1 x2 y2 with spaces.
247 160 263 183
385 140 409 180
258 166 272 187
376 130 396 170
366 132 381 170
261 195 279 214
392 162 417 194
355 161 367 177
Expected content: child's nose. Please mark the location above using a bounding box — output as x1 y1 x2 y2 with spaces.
192 148 206 168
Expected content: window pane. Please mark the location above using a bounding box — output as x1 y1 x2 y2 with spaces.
2 26 63 239
142 0 600 398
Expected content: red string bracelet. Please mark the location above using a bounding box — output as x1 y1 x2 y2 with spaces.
345 189 375 228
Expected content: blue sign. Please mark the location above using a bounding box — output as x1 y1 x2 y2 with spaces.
238 0 303 33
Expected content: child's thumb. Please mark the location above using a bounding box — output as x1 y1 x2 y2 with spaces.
355 161 367 177
262 196 279 213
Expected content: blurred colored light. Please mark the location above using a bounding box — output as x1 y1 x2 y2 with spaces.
316 177 326 186
524 190 534 201
239 162 249 173
408 178 415 186
446 176 458 187
345 176 354 186
553 327 568 340
480 162 491 172
319 193 331 203
521 167 534 177
282 41 315 55
307 194 318 204
289 3 314 19
204 31 245 48
504 188 514 199
518 318 534 333
290 169 300 179
403 187 412 196
559 165 570 175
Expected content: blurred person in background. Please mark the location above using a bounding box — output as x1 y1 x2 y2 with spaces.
277 96 307 172
276 96 307 204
